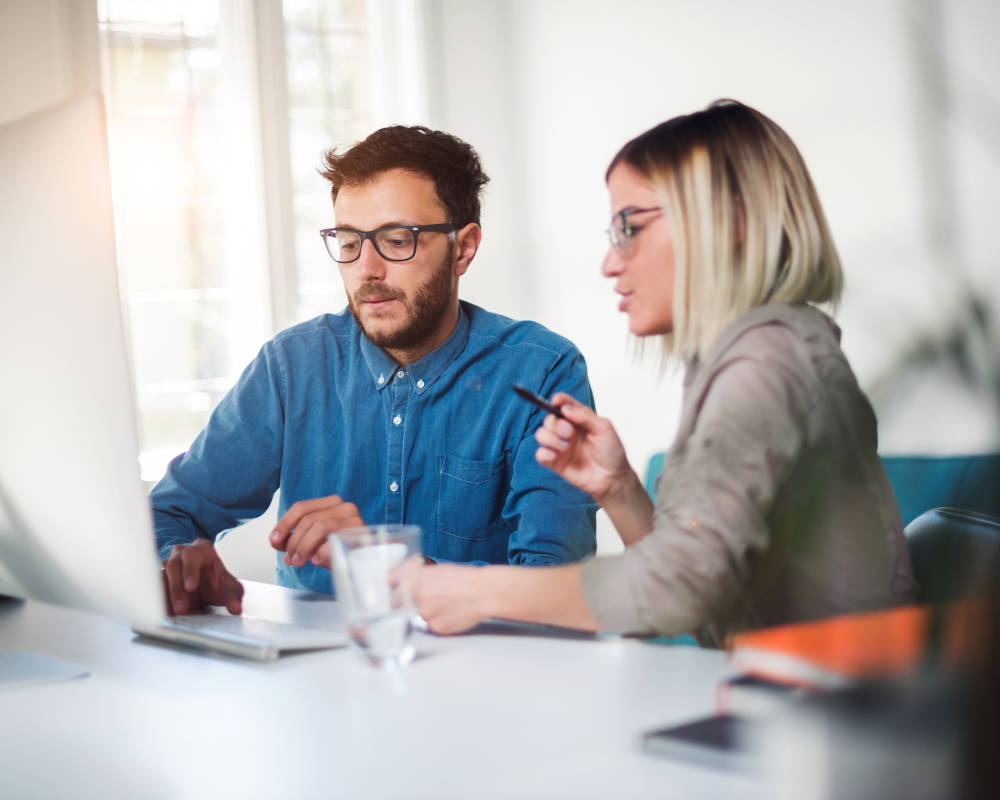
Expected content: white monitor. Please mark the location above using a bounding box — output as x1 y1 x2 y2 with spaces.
0 94 163 626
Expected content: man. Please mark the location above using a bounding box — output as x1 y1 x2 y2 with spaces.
154 126 597 615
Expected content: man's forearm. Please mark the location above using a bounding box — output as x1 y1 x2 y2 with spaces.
156 531 204 563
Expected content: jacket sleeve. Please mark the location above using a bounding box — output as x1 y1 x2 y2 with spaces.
149 341 286 562
502 347 598 565
580 330 815 635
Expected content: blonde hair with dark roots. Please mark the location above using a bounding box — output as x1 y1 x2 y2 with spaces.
608 100 843 364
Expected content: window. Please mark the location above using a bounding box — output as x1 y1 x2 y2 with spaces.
98 0 371 482
284 0 370 320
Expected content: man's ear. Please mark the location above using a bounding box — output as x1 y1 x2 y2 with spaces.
452 223 482 277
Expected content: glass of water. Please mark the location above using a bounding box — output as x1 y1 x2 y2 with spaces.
329 525 422 667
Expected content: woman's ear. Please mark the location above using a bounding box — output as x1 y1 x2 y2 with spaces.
453 222 482 276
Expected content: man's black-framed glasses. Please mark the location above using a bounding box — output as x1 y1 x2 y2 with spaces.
319 223 457 264
606 207 662 252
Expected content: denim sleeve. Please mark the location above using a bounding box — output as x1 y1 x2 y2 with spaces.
149 342 286 562
503 348 598 565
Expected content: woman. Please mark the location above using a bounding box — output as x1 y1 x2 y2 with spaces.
402 100 917 646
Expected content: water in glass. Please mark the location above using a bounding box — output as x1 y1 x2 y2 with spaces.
329 525 421 666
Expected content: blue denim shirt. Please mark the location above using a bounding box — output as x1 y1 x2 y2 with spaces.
151 302 598 592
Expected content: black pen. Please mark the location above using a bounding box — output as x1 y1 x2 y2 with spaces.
512 384 565 419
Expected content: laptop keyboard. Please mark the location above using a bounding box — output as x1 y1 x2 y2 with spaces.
166 613 348 650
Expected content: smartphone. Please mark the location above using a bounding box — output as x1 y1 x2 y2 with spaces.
512 384 564 418
642 714 755 772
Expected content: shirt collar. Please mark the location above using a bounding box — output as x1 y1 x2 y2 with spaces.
359 304 471 395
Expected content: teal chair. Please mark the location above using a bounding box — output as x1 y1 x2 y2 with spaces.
879 454 1000 528
644 451 668 499
904 508 1000 603
644 451 1000 529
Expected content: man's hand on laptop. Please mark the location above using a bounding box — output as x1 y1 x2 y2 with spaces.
269 495 365 570
161 540 244 616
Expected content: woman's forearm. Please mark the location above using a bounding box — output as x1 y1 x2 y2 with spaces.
599 469 655 546
481 563 603 631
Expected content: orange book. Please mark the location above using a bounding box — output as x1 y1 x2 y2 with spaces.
727 600 988 690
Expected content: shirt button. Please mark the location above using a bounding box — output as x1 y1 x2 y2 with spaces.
393 415 402 425
416 379 424 389
389 481 398 492
396 370 405 379
377 375 384 385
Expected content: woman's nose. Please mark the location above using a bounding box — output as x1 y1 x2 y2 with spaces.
601 246 624 278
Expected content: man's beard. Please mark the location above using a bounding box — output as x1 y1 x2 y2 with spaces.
347 243 455 351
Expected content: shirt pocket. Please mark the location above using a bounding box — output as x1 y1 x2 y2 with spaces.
437 451 510 541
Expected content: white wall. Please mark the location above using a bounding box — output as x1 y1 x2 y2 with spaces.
432 0 1000 481
0 0 100 127
427 0 533 321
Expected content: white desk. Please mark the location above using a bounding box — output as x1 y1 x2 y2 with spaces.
0 582 759 799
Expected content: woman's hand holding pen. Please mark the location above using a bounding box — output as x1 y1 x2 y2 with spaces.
533 393 632 503
534 392 655 546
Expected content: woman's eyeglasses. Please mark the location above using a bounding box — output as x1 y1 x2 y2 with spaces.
606 207 662 253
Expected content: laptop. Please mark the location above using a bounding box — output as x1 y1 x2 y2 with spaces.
132 611 348 661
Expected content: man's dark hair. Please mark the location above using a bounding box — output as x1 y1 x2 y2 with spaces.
319 125 490 228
